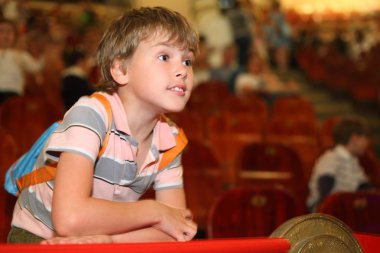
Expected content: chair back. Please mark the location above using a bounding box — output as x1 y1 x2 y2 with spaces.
317 191 380 234
182 139 224 231
271 95 316 121
0 96 62 155
207 186 302 238
0 128 18 242
236 142 308 205
187 80 231 115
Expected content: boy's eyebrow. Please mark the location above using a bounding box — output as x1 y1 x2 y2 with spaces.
151 42 172 48
151 41 194 54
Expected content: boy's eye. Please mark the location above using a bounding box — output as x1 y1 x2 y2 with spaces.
183 59 192 66
158 55 169 61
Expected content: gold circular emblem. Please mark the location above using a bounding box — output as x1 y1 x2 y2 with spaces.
270 213 363 253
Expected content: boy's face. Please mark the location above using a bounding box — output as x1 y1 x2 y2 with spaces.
122 33 195 114
349 134 369 156
0 23 16 49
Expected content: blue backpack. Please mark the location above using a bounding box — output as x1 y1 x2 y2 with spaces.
4 93 112 196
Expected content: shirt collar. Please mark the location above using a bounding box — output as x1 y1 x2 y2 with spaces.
109 92 177 152
62 66 87 78
153 116 177 151
335 144 356 161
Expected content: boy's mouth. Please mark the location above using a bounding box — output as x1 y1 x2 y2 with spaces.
169 84 187 96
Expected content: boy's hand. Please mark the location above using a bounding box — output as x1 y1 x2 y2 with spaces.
153 203 197 242
41 235 113 244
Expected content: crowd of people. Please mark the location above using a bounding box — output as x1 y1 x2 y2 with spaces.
194 0 380 108
0 0 103 110
1 0 378 108
194 0 295 95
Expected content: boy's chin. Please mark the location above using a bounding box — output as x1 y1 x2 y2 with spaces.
163 104 187 114
165 107 185 114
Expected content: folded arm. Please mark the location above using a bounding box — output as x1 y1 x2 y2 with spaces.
50 152 196 243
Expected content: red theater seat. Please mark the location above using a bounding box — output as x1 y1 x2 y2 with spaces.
318 115 342 149
265 116 321 181
317 191 380 234
187 80 231 116
182 139 225 232
235 142 308 206
0 96 63 156
207 111 266 185
271 95 316 122
221 95 269 123
167 111 206 142
0 128 18 242
207 187 302 238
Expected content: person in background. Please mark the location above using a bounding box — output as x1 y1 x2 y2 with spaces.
223 0 254 67
0 18 44 103
234 51 298 100
7 6 198 244
262 1 292 75
193 34 211 87
307 117 374 212
61 47 94 111
210 43 238 86
234 51 267 96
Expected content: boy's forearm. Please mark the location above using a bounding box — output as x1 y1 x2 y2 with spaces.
53 153 193 240
53 198 162 237
41 227 176 245
111 227 176 243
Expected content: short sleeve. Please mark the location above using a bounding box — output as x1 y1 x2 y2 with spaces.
45 95 109 162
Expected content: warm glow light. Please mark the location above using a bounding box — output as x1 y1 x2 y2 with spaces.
280 0 380 15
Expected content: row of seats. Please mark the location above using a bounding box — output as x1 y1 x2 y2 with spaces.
172 82 379 178
181 139 307 234
297 45 380 107
0 90 329 183
186 81 316 122
179 136 380 235
169 86 335 183
170 101 375 186
1 178 379 241
0 95 64 157
1 87 379 241
206 186 380 239
0 128 18 243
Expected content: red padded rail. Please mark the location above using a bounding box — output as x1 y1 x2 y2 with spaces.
0 238 290 253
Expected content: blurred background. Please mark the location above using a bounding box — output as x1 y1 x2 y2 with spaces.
0 0 380 241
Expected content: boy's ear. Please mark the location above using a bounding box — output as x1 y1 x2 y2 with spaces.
110 58 128 85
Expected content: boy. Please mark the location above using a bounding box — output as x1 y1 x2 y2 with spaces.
307 117 373 212
8 6 198 244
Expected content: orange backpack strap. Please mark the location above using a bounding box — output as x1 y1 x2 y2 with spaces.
16 93 112 194
158 127 188 171
16 164 57 192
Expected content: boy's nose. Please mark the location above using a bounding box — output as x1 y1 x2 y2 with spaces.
176 66 188 79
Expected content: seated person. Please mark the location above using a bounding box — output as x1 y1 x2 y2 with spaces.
193 35 211 87
307 117 374 212
61 47 94 110
210 44 238 85
0 18 45 103
234 51 298 98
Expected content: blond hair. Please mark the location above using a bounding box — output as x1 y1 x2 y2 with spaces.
96 6 199 93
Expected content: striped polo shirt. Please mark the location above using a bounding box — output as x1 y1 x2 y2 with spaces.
11 92 185 239
307 145 369 210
